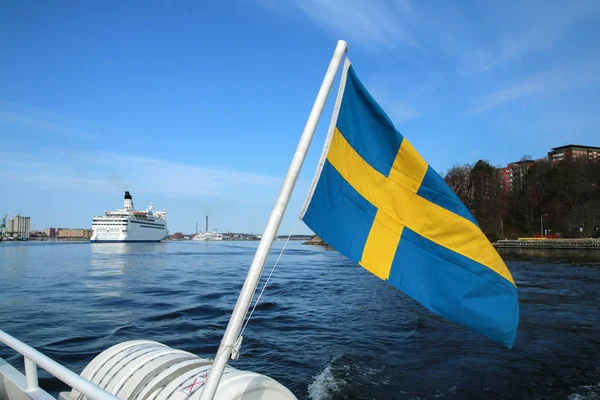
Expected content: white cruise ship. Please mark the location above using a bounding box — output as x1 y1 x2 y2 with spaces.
90 191 168 242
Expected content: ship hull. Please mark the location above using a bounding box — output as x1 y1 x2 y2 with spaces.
90 239 163 243
91 219 167 242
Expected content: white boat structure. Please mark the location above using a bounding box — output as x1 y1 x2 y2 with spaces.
90 191 168 243
193 230 223 241
0 40 347 399
194 217 223 241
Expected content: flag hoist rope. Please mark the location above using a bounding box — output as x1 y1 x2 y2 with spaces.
238 218 300 345
199 40 349 400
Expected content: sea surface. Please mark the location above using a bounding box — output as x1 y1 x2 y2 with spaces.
1 241 599 400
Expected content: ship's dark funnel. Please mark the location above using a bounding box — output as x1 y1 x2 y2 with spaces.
124 191 134 210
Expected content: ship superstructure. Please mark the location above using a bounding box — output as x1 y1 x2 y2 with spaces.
90 191 168 242
193 230 224 241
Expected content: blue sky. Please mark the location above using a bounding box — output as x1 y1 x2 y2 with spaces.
1 0 599 234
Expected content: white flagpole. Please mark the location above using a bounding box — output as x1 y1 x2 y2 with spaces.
199 40 348 400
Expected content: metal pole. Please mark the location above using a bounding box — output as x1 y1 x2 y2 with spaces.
0 329 119 400
199 40 348 400
541 213 548 238
24 358 38 391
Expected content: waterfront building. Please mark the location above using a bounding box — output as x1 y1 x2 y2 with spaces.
499 160 535 193
7 215 31 238
57 228 94 239
499 143 599 193
548 144 600 163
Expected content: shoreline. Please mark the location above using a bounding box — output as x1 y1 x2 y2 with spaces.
0 238 91 243
494 238 599 250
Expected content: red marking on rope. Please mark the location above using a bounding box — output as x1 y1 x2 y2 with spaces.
181 370 210 394
183 377 200 393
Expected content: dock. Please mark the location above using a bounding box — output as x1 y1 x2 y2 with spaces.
494 238 600 250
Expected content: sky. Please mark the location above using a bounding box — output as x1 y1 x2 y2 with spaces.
1 0 599 235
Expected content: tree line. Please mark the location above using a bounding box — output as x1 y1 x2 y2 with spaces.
443 158 600 241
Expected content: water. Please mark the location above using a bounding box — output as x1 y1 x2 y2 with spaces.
1 241 599 399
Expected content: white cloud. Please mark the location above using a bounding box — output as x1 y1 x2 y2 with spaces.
465 59 600 115
386 101 421 123
463 1 600 74
254 0 420 50
0 107 98 141
0 111 67 134
464 78 545 116
0 150 281 198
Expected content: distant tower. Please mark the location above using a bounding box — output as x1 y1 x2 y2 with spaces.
206 215 208 233
124 191 134 210
196 222 199 234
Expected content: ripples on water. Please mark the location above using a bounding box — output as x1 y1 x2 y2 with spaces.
0 242 599 399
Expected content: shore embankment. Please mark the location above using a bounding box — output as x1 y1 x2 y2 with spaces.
302 235 329 246
494 238 600 250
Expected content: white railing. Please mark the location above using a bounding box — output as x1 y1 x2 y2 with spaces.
0 329 119 400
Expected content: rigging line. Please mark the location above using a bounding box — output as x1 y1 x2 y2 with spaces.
238 218 300 339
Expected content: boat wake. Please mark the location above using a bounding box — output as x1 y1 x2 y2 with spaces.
307 354 387 399
307 355 346 400
569 384 600 400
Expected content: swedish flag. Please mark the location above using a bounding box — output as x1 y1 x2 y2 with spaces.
300 59 519 348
